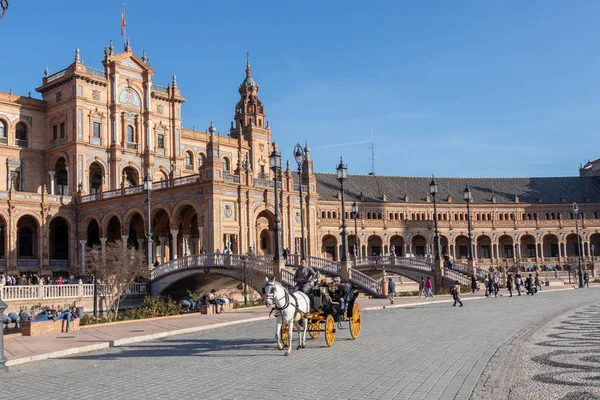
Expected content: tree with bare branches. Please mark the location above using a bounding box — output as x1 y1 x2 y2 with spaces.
85 243 149 320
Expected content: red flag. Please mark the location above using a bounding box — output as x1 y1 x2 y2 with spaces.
121 3 126 36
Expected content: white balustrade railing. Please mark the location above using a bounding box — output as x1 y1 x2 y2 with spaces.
1 282 148 301
281 269 295 286
443 269 471 286
305 255 340 276
349 269 381 296
354 255 434 272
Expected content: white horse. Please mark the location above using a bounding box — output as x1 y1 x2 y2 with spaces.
263 277 310 356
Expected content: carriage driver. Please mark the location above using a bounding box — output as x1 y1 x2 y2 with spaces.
292 257 318 293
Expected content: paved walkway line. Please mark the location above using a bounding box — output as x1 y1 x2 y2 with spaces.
2 286 582 368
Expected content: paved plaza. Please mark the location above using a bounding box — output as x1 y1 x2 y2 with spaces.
3 288 600 400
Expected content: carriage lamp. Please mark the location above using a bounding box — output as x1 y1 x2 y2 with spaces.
336 157 347 183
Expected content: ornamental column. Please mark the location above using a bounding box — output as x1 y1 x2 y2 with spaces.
171 230 179 259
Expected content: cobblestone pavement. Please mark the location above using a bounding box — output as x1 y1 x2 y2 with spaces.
473 291 600 400
4 288 600 400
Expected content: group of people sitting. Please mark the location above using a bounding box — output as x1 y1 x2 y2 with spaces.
291 257 347 314
3 307 79 333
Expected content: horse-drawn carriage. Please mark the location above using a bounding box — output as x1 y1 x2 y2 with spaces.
264 278 362 355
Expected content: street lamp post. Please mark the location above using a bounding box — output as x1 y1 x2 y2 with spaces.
293 144 306 258
241 255 248 306
352 202 359 258
0 296 7 372
429 177 441 261
144 174 153 268
464 186 473 261
336 157 349 262
269 144 283 261
573 203 584 288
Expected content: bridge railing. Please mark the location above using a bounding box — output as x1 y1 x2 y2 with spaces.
305 255 340 276
354 255 434 272
443 269 471 286
281 269 295 286
450 260 470 275
349 269 381 297
1 283 147 301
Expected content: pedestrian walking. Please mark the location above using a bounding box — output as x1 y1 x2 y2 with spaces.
584 271 590 287
388 278 396 304
418 277 425 298
525 274 535 295
451 280 463 307
515 273 522 295
493 273 500 297
471 275 477 294
506 273 513 297
534 273 542 291
484 274 490 297
425 277 433 299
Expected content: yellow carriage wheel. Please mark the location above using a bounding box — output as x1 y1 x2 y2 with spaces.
325 314 336 347
281 323 290 348
350 303 362 339
308 320 323 339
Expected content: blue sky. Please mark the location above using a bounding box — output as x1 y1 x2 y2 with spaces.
2 1 600 177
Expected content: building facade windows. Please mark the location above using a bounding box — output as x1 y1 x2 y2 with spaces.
185 151 193 170
60 122 65 139
16 122 27 147
93 122 101 138
0 120 6 144
157 134 164 149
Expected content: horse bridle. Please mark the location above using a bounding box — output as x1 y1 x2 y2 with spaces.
264 281 290 310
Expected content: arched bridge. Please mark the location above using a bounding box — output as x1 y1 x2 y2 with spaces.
150 253 471 296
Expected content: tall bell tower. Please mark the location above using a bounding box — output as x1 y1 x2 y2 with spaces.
231 53 267 132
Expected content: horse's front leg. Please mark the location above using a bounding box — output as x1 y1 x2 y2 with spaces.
276 319 283 350
301 316 308 348
285 320 293 356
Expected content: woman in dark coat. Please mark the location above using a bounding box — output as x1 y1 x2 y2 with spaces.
506 274 513 297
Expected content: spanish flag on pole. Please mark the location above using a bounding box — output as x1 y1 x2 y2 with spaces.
121 3 126 37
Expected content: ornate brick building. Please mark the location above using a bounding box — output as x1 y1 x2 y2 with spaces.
0 44 599 277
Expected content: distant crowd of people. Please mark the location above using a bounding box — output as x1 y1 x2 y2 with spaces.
0 273 80 286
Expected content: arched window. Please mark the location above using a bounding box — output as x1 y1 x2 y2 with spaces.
327 211 331 219
378 212 382 220
16 122 27 147
332 211 337 219
222 157 230 172
321 211 326 218
367 212 372 220
198 153 206 168
185 151 193 170
126 125 135 143
400 213 404 220
0 120 6 143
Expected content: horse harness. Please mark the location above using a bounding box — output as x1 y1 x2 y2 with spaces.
267 283 308 320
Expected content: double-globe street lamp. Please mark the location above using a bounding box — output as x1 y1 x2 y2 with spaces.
463 186 474 261
336 157 349 262
573 202 584 288
352 201 360 258
293 144 306 258
429 177 441 261
269 144 283 261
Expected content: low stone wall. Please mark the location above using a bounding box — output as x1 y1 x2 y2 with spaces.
20 319 81 336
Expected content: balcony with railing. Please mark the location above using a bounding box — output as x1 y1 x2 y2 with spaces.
173 175 199 186
0 136 7 145
254 177 274 189
126 142 138 151
49 259 70 269
184 164 194 171
151 84 168 93
16 139 28 148
223 173 240 184
47 68 70 82
85 67 106 78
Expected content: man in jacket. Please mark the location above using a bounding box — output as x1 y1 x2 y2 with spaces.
451 281 463 307
292 257 317 293
388 278 396 304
